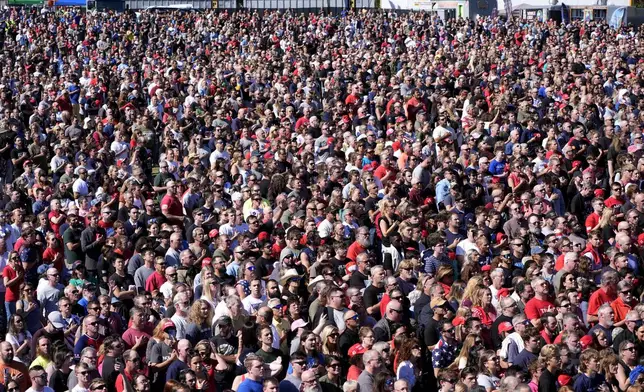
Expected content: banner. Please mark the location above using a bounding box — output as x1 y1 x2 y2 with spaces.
561 2 570 24
7 0 44 5
503 0 511 18
609 7 625 29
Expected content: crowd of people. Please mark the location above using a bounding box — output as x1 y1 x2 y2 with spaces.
0 4 642 392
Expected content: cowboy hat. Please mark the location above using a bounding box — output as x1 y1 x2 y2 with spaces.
307 275 325 293
280 269 303 286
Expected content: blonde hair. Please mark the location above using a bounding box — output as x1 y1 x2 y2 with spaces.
320 325 340 355
450 334 479 370
462 276 484 303
470 286 490 308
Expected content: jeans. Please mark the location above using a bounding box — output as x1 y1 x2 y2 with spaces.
5 300 15 322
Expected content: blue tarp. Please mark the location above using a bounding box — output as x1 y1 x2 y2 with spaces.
55 0 85 6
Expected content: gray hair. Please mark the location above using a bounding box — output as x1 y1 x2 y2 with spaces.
598 303 613 317
530 277 546 291
225 295 242 308
499 376 520 392
342 381 359 392
362 349 380 366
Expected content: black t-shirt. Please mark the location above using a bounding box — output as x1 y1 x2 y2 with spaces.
490 314 513 349
423 317 441 347
109 272 135 309
349 270 368 290
256 256 275 278
363 284 385 320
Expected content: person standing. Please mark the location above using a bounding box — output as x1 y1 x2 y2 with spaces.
80 213 106 278
26 365 54 392
0 341 30 391
237 354 265 392
36 268 63 316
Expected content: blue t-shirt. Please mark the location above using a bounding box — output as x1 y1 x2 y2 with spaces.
573 373 605 392
237 378 263 392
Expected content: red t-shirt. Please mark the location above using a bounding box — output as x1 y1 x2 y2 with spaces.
48 210 64 236
611 297 632 323
585 212 600 233
2 265 21 302
525 297 556 321
145 271 166 293
160 194 183 217
373 165 397 185
42 247 64 272
122 328 151 360
587 288 616 317
346 241 365 262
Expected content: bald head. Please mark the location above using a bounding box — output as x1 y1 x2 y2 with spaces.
177 339 190 349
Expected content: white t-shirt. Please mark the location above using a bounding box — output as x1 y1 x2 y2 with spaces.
71 386 88 392
242 294 266 315
171 313 189 340
27 387 55 392
72 179 89 197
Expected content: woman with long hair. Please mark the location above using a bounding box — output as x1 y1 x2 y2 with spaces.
447 281 466 311
377 199 400 247
470 287 497 332
396 338 423 388
373 371 395 392
461 277 484 307
320 325 341 356
599 352 620 392
5 313 32 364
461 250 481 282
199 276 221 311
15 282 42 335
451 334 484 370
47 346 73 392
453 308 472 342
146 319 177 391
186 300 213 343
476 350 501 392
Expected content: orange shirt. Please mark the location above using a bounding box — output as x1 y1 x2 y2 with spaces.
0 361 30 392
587 288 617 318
611 297 632 323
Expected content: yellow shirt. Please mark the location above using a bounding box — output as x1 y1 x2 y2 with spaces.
29 355 50 370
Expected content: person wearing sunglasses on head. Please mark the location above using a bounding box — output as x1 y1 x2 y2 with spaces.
26 365 52 392
70 362 93 392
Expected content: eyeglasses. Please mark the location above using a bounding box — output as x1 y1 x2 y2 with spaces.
91 385 107 391
624 347 637 352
